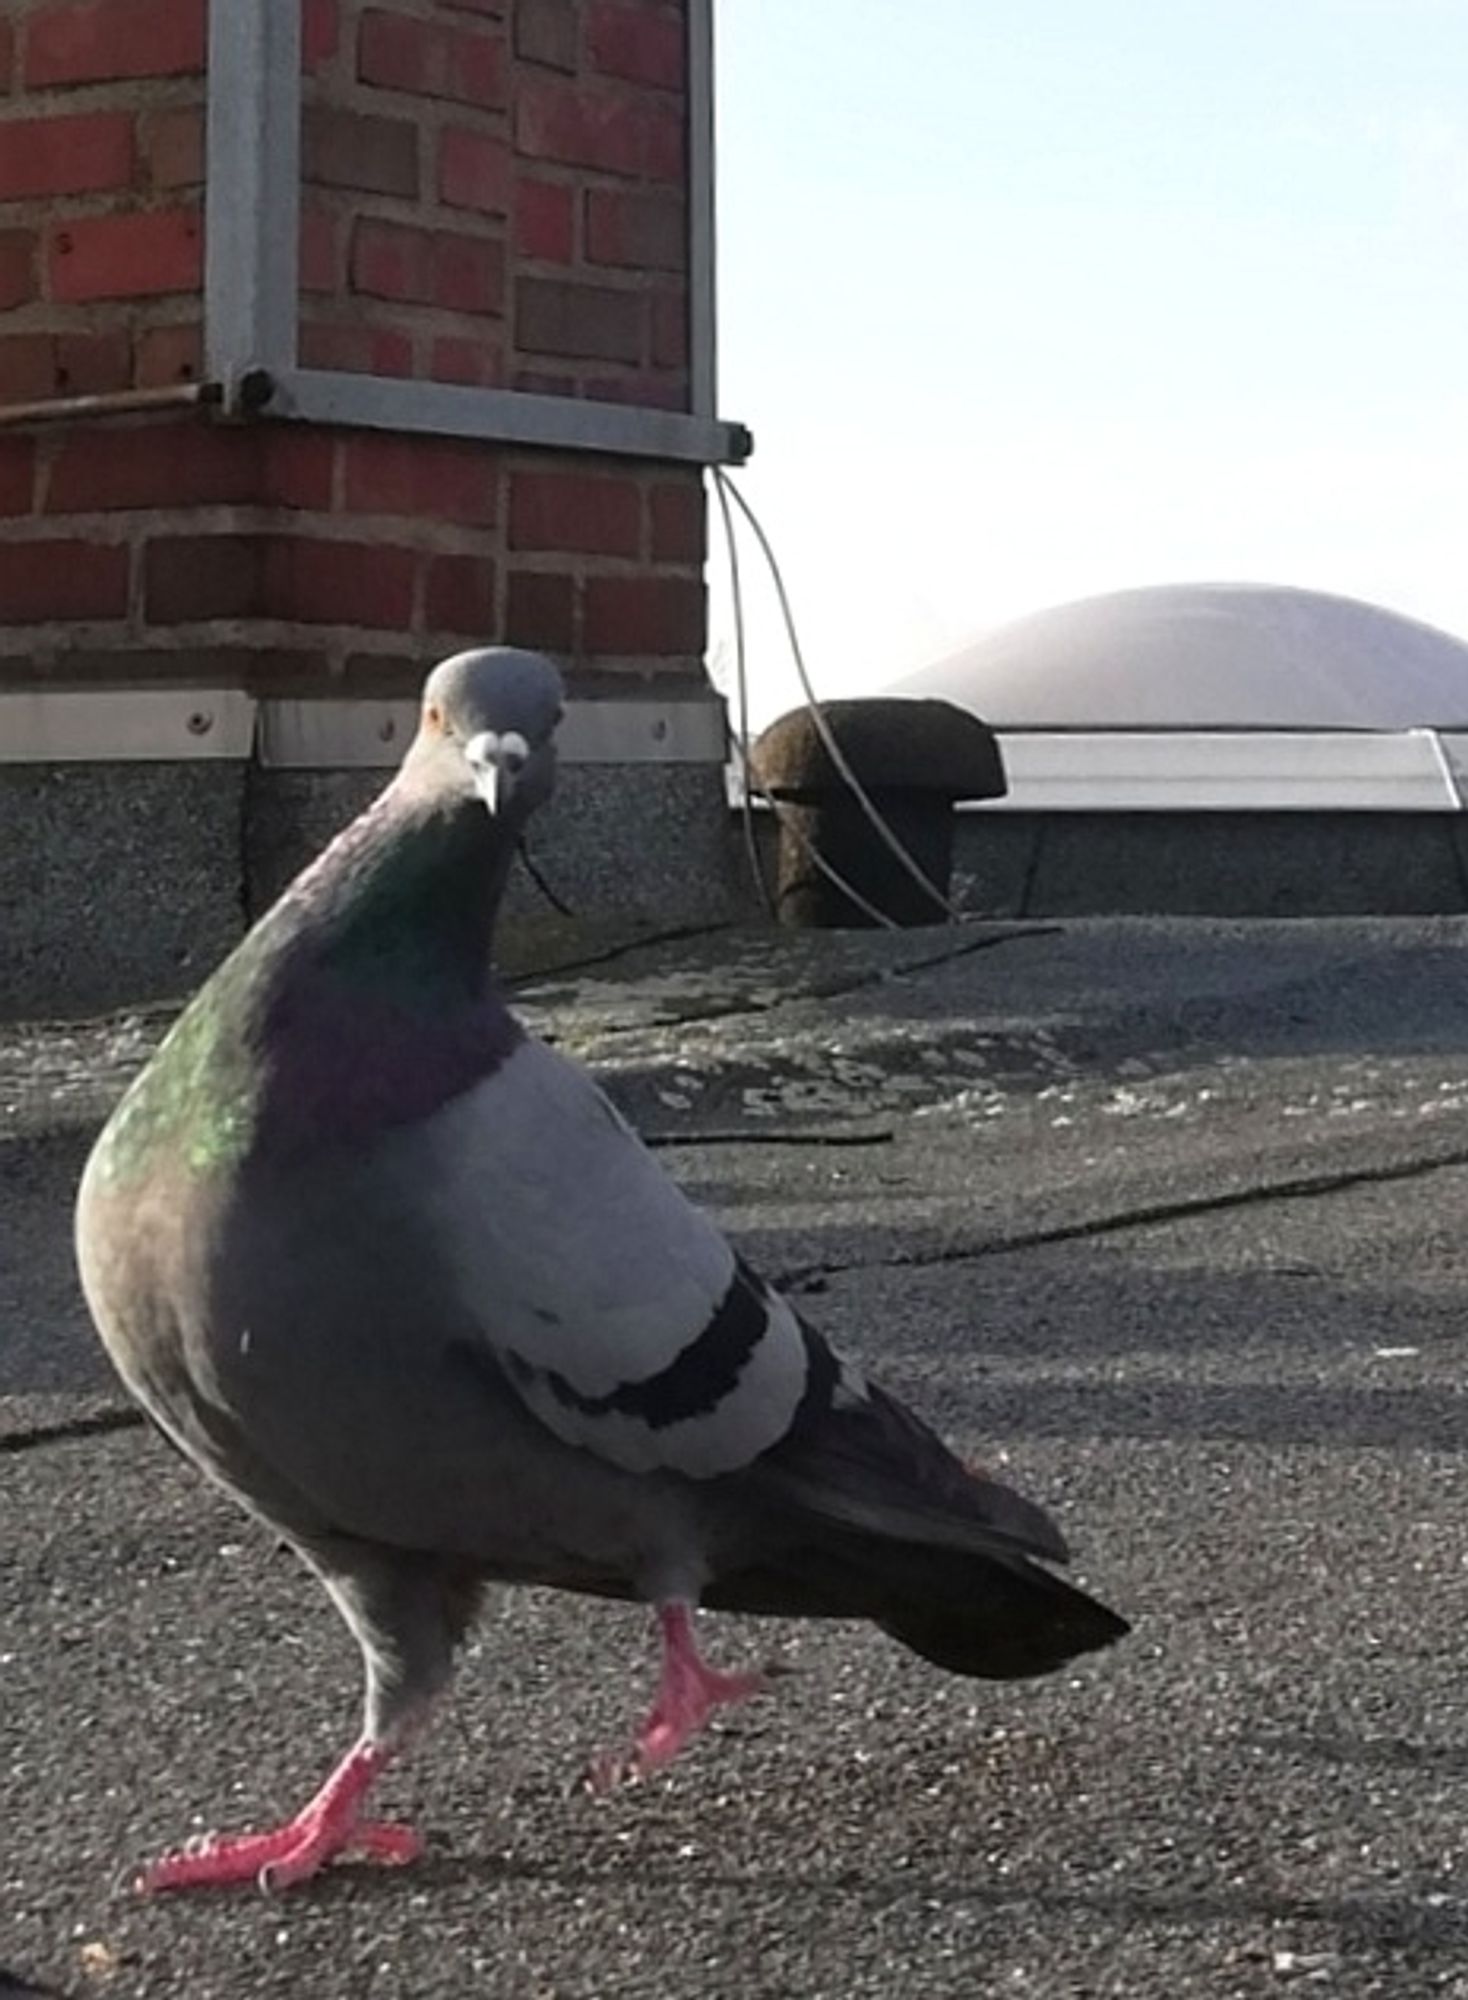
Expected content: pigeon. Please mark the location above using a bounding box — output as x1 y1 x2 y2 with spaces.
76 645 1127 1894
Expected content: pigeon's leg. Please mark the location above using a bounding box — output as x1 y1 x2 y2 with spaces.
132 1735 419 1894
589 1600 771 1790
132 1549 474 1894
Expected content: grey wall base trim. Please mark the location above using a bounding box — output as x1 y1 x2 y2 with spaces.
1 760 746 1019
0 690 728 767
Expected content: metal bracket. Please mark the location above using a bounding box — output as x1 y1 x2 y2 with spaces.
203 0 749 466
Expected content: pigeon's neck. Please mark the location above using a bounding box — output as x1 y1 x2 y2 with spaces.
99 783 526 1183
277 779 515 999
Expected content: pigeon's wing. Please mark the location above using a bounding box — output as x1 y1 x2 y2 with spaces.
408 1037 1069 1569
411 1035 824 1479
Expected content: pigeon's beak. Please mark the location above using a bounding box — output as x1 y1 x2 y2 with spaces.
474 757 508 817
464 730 527 817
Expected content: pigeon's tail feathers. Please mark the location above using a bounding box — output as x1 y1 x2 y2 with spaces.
705 1531 1128 1681
732 1366 1128 1679
870 1543 1130 1680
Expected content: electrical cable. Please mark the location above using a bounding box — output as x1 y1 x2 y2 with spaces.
713 466 968 926
711 468 776 919
710 469 901 928
516 835 575 917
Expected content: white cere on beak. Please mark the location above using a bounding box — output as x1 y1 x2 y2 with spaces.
465 728 531 816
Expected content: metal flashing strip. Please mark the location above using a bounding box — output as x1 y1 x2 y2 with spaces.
966 730 1468 812
0 692 727 768
258 696 728 768
0 689 255 762
266 367 750 466
686 0 718 420
205 0 301 397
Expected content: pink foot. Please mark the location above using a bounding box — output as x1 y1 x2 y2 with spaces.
586 1603 775 1793
131 1738 420 1894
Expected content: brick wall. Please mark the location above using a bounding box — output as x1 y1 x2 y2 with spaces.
0 418 705 688
300 0 688 408
0 0 710 693
0 0 209 403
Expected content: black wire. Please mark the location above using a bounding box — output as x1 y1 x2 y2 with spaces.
516 836 575 917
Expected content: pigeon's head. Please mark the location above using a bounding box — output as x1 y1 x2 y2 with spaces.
410 647 566 822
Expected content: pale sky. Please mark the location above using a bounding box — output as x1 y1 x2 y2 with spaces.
711 1 1468 724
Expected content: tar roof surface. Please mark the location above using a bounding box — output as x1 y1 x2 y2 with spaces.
5 916 1468 2000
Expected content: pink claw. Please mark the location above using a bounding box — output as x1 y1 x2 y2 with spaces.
130 1737 420 1894
587 1603 774 1792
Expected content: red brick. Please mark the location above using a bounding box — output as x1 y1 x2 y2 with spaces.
0 438 36 515
515 177 574 262
303 106 419 197
585 369 687 410
0 112 134 200
0 539 128 621
515 78 644 177
425 553 496 635
135 322 202 386
260 431 337 511
139 107 203 189
300 207 340 293
513 367 574 395
586 2 684 90
349 218 502 312
515 0 577 70
47 421 258 513
517 276 643 361
266 537 417 628
342 433 498 525
44 422 332 514
49 208 201 302
144 534 262 621
341 650 423 696
650 287 687 367
57 328 131 393
0 20 13 92
0 334 56 403
430 334 502 384
238 650 338 697
298 320 416 377
350 217 433 302
145 534 418 628
302 0 340 69
650 480 705 562
505 569 574 649
438 126 509 214
583 574 704 654
433 230 503 312
585 187 685 271
358 12 506 107
509 469 639 556
641 102 684 183
24 0 205 87
0 230 37 309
